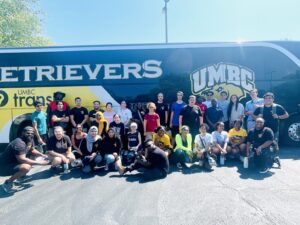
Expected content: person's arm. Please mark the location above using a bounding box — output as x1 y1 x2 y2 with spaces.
48 150 67 160
170 111 174 128
32 121 44 144
81 114 89 126
273 106 289 120
30 148 48 158
137 132 142 148
61 116 69 123
143 118 147 134
178 115 183 131
246 142 251 157
71 135 80 151
256 140 274 155
70 114 76 127
164 107 168 125
16 154 48 165
205 113 214 128
157 116 160 127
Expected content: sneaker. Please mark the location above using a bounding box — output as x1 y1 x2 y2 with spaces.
183 162 193 168
208 157 217 167
274 156 281 169
2 180 13 193
259 167 270 174
63 163 70 174
104 164 109 171
176 163 183 169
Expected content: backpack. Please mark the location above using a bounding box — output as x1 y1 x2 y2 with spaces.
259 104 277 117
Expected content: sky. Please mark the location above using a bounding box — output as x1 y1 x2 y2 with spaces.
40 0 300 46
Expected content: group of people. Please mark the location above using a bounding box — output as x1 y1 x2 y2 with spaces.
0 89 289 193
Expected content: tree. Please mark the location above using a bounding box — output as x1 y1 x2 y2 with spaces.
0 0 53 47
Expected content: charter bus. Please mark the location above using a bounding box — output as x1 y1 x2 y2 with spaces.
0 41 300 149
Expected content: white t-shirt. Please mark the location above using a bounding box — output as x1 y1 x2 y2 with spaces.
229 103 244 122
194 133 213 149
103 111 115 124
212 131 229 147
117 108 132 126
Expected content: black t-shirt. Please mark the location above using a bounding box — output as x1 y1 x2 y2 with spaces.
0 138 32 165
52 109 70 129
155 102 169 125
109 122 125 139
128 131 139 148
48 135 72 154
101 136 121 155
247 127 274 148
70 107 88 127
253 104 287 133
80 138 102 156
205 107 224 124
89 109 101 127
148 147 169 174
180 105 202 131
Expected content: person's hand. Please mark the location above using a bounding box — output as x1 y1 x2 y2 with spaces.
221 148 227 154
169 123 173 128
256 147 262 155
61 155 68 163
272 113 279 119
39 160 50 165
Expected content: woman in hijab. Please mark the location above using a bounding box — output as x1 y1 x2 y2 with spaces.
79 126 102 173
96 111 109 138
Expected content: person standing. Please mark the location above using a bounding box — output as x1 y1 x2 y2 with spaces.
253 92 289 168
179 95 203 139
144 102 160 139
217 91 230 130
31 100 48 153
203 91 214 108
205 99 224 132
103 102 115 124
245 89 264 131
89 100 102 127
70 97 89 133
227 95 244 128
117 100 132 128
51 100 70 133
170 91 186 142
0 127 49 193
155 93 169 127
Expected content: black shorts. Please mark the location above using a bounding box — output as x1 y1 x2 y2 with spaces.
171 126 179 137
0 163 21 176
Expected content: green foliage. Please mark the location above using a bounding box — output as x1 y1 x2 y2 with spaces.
0 0 53 47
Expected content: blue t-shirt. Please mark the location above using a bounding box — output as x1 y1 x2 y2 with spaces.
31 111 47 135
171 101 186 126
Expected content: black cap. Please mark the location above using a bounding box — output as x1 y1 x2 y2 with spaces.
53 92 66 100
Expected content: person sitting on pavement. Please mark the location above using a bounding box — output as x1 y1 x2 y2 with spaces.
100 128 122 171
47 126 76 174
194 123 216 170
173 125 193 169
246 117 275 173
211 122 230 166
78 126 102 173
228 120 247 159
71 124 87 160
0 126 49 193
117 139 169 180
152 126 173 157
96 111 109 138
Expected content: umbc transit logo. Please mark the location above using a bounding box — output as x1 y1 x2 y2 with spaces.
190 62 256 100
0 90 9 107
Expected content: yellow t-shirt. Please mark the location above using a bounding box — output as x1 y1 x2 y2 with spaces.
228 128 247 143
152 133 172 149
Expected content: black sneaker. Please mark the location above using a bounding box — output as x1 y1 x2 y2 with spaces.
274 157 281 169
259 167 270 174
2 180 13 193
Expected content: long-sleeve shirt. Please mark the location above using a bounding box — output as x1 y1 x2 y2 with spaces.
174 133 192 153
100 136 121 156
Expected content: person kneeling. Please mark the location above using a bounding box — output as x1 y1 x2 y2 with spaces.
194 124 216 170
117 139 169 180
47 126 75 174
246 118 275 173
0 127 49 193
79 126 102 173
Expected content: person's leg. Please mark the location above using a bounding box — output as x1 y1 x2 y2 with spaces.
6 164 31 183
142 167 167 180
51 157 63 167
104 154 115 170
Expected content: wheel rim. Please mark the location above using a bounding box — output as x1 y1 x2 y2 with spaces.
288 123 300 142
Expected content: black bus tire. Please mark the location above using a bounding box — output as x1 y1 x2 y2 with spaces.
283 116 300 147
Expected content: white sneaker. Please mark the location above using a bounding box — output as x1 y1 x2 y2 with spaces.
198 160 204 167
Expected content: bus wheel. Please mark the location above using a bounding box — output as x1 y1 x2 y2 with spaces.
283 116 300 147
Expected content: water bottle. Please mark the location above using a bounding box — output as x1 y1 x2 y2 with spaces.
220 155 225 165
243 157 249 169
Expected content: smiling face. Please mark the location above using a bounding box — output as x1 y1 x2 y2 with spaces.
113 114 121 123
54 127 64 140
108 129 115 138
255 118 264 130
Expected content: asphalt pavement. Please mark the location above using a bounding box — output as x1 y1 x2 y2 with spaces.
0 147 300 225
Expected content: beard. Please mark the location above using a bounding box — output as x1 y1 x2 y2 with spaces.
23 135 33 144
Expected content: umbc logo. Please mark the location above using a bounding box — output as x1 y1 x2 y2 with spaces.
0 90 9 107
190 62 256 100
